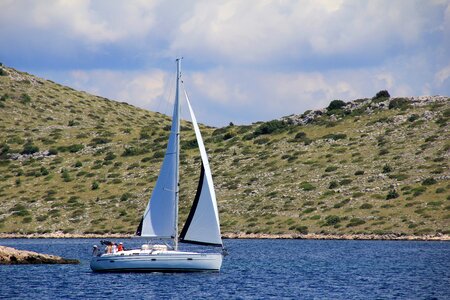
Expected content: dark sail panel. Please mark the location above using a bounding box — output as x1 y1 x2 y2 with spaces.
179 164 204 242
135 217 144 236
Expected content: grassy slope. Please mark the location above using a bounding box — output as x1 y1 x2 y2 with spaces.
0 66 449 236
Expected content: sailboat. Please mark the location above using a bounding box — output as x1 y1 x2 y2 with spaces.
90 58 224 272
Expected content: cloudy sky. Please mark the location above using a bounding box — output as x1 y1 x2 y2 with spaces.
1 0 449 126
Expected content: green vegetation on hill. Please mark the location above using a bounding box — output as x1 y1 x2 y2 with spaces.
0 66 449 236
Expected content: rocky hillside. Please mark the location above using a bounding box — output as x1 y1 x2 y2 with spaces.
0 65 449 237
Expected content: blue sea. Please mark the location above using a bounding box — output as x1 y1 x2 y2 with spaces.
0 239 449 299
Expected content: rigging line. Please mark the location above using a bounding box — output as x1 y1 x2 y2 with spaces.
157 68 176 118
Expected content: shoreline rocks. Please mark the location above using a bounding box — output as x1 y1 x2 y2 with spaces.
0 232 449 241
221 232 450 241
0 245 79 265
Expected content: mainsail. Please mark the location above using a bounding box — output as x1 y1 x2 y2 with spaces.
179 90 223 247
136 66 180 238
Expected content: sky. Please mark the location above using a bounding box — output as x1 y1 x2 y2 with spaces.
1 0 449 126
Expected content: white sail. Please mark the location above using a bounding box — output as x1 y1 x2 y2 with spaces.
136 79 180 238
179 90 222 246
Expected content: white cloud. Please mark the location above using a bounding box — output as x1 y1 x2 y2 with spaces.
170 0 437 64
0 0 159 46
435 64 450 86
1 0 449 126
61 69 170 112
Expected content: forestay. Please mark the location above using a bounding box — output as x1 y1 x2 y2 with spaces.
179 90 223 247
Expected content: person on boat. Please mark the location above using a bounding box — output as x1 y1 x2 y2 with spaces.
92 245 99 256
117 242 124 252
105 243 112 254
112 242 118 254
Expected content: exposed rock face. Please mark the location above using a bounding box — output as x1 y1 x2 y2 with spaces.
282 96 449 125
0 245 79 265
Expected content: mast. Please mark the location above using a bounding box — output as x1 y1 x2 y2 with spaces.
174 58 182 250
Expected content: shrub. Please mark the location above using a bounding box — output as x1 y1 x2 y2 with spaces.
57 144 84 153
327 100 346 110
254 137 270 145
373 90 390 100
74 161 82 168
360 203 373 209
21 141 39 154
0 93 9 101
295 132 307 139
379 148 389 156
303 207 316 214
61 169 71 182
333 199 350 208
104 152 116 161
12 209 30 217
90 137 112 145
0 68 7 76
254 120 288 136
294 132 312 145
295 225 308 234
382 164 392 173
36 215 48 222
20 93 32 104
68 120 80 127
328 181 339 189
40 166 49 176
324 215 341 226
408 114 420 122
153 151 164 158
68 144 84 153
386 189 399 200
300 182 316 191
388 173 409 181
182 139 198 149
354 170 364 176
389 98 410 110
411 186 427 197
435 187 445 194
223 132 236 140
436 117 448 127
352 192 364 198
339 179 352 185
0 143 10 158
122 146 148 156
48 148 58 155
120 193 132 201
325 166 338 172
422 177 437 186
139 129 152 140
347 218 366 227
322 133 347 140
91 181 99 190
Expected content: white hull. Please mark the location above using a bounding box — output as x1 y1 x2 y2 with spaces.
90 249 222 272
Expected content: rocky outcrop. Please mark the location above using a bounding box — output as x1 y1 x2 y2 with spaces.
282 96 449 125
0 245 79 265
